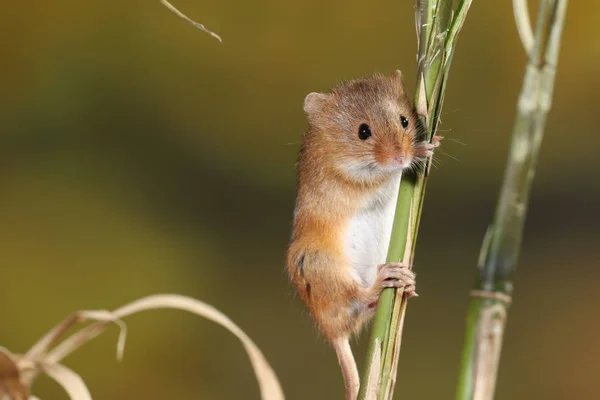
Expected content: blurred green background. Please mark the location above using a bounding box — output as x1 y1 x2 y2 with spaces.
2 1 599 399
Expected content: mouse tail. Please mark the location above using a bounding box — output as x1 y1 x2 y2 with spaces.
333 336 360 400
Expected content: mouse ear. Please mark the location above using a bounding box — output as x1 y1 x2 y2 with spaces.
303 92 329 116
391 70 406 94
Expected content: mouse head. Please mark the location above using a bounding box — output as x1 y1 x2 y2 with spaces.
303 70 426 182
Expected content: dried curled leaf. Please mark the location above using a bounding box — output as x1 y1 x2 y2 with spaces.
26 311 126 363
38 363 91 400
45 295 284 400
5 294 283 400
0 349 28 400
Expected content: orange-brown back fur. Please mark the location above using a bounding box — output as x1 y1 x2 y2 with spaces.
287 71 424 341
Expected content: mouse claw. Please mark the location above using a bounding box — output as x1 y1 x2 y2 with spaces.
371 262 417 296
425 135 443 151
415 136 443 159
404 285 418 298
431 135 443 148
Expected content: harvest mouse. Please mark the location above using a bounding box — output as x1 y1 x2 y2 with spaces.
286 70 441 399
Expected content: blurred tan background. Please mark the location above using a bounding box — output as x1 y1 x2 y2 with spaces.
1 1 599 399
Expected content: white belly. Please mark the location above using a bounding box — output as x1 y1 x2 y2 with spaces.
344 175 401 287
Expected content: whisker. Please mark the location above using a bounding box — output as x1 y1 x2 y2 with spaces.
437 148 460 162
440 108 461 116
445 138 467 146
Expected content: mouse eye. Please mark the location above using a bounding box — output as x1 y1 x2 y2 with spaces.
400 116 409 128
358 123 372 140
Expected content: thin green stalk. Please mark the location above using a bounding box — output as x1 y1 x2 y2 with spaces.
359 1 474 399
455 1 567 399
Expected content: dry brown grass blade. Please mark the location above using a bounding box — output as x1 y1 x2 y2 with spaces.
38 362 92 400
45 294 284 400
25 315 81 361
26 311 126 364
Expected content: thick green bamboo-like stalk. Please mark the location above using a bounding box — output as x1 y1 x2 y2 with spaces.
455 1 567 399
359 1 474 399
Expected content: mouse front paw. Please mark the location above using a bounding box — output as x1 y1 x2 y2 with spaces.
375 262 417 296
431 135 443 148
364 262 418 310
416 135 443 158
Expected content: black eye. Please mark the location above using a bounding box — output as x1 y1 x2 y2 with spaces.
400 116 409 128
358 123 372 140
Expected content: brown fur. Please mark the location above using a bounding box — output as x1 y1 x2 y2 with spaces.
287 71 425 339
286 71 434 399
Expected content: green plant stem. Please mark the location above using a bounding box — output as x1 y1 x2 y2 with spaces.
455 1 567 399
359 1 474 399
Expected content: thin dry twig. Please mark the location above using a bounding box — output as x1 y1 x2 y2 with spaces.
161 0 222 42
